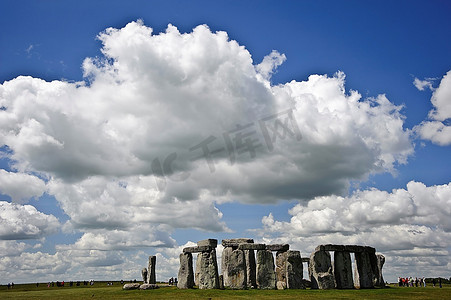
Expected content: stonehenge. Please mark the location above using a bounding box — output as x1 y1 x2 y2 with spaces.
174 240 385 290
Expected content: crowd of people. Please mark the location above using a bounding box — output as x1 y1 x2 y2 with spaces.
398 277 443 288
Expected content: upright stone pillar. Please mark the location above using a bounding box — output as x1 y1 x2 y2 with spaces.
256 250 276 289
222 247 247 289
286 250 304 289
275 251 288 288
244 249 257 288
334 251 354 289
195 249 220 289
141 268 148 283
375 254 385 287
354 248 374 289
309 250 335 289
147 255 156 284
221 246 233 287
177 252 194 289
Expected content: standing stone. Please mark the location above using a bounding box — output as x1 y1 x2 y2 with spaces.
354 249 374 289
245 249 257 288
221 247 232 288
275 251 288 284
256 250 276 289
309 250 335 289
177 252 194 289
147 256 156 284
141 268 148 283
222 248 247 289
334 251 354 289
195 249 219 289
375 254 385 287
286 250 304 289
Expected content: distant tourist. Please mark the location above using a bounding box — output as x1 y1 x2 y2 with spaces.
439 277 442 288
432 278 436 287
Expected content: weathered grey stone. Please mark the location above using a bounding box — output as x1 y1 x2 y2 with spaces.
222 238 254 247
238 243 266 250
302 258 310 263
195 249 220 289
334 251 354 289
266 244 289 252
277 280 287 290
197 239 218 248
315 244 345 252
256 250 276 289
245 249 257 288
222 248 247 289
275 251 288 284
221 247 232 288
344 245 365 253
309 250 335 289
139 283 159 290
177 252 194 289
183 245 213 253
122 283 141 290
286 250 304 289
147 256 156 284
141 268 148 283
375 254 385 287
354 249 374 289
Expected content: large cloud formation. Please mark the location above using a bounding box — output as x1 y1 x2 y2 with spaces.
415 70 451 145
0 21 416 282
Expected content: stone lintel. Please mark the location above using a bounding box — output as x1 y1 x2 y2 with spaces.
266 244 289 252
315 244 345 252
301 257 310 263
183 245 213 253
238 243 266 250
197 239 218 248
222 238 254 247
314 244 376 253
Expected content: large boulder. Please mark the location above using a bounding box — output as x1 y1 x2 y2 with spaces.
122 283 141 290
139 283 159 290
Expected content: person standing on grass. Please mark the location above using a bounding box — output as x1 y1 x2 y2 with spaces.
439 277 442 288
432 278 436 287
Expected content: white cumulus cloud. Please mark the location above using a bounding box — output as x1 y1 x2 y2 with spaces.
415 70 451 145
0 170 46 203
0 201 59 239
259 180 451 280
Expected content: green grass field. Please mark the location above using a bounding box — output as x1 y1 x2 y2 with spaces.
1 282 450 300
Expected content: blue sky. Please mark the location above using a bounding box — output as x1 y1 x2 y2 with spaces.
0 0 450 284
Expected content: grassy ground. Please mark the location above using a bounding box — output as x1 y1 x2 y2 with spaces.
1 282 450 300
